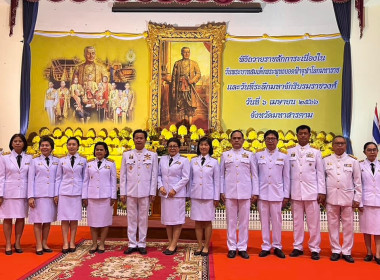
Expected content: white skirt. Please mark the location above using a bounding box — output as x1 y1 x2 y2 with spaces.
0 198 28 219
161 197 186 225
29 197 57 223
57 195 82 221
190 199 215 221
359 206 380 235
87 198 113 228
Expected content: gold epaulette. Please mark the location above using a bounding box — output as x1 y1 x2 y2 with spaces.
33 154 40 159
287 143 297 149
279 148 288 155
88 158 95 162
107 158 114 162
255 147 265 153
359 160 364 162
323 154 332 159
2 151 11 156
310 143 319 150
348 154 358 160
54 154 65 158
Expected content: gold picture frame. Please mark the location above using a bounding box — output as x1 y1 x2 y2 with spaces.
147 22 226 130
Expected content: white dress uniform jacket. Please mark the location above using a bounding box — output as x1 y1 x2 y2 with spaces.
360 159 380 207
189 155 220 201
324 153 362 206
220 149 259 198
288 144 326 200
256 149 290 201
28 155 59 198
158 154 190 198
55 153 87 196
0 150 32 198
83 158 117 199
120 149 158 198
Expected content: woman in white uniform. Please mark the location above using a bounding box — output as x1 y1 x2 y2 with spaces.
360 142 380 264
0 134 31 255
28 136 58 255
189 137 220 256
55 137 87 253
83 142 117 254
158 138 190 255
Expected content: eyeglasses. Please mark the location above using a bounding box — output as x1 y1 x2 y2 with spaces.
333 142 346 146
265 137 278 142
366 149 378 152
168 145 179 149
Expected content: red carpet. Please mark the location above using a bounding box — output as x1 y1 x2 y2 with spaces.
21 240 211 279
0 225 379 279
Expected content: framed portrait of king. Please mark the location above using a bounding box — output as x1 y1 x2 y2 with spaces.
147 23 226 131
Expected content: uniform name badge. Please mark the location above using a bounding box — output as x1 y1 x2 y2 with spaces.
105 165 110 169
144 154 151 160
242 153 249 158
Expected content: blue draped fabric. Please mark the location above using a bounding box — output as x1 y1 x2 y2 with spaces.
333 0 353 154
20 0 39 135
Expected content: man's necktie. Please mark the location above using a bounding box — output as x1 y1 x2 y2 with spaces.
17 155 22 168
169 157 173 166
97 161 102 169
201 157 205 166
45 157 50 166
371 163 375 174
71 156 75 167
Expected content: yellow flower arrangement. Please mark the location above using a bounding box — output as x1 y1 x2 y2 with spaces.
98 129 107 139
247 130 257 141
169 124 177 133
316 131 326 141
113 138 120 147
284 130 295 141
74 128 83 137
86 129 96 138
210 131 220 139
64 128 73 138
221 132 229 140
189 125 197 133
53 128 62 138
40 128 51 136
104 137 113 146
109 129 118 139
198 128 205 137
257 132 264 142
212 139 220 147
278 130 285 140
243 140 250 149
32 136 41 144
190 132 199 141
164 131 173 140
326 132 335 142
178 125 188 137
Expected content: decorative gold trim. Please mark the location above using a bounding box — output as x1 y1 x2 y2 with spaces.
147 22 226 130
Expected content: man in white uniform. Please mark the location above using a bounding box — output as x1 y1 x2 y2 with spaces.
220 130 259 259
288 125 326 260
256 130 290 258
324 136 362 263
120 129 158 255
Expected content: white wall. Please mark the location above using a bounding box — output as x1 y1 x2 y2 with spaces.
0 0 23 150
1 0 378 159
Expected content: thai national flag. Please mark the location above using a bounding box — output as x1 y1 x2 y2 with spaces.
373 105 380 144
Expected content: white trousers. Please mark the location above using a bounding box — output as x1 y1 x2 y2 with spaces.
127 196 150 248
258 200 282 250
225 198 250 251
292 200 321 253
326 203 354 255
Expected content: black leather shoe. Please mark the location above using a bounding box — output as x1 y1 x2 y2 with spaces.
69 247 76 253
124 247 137 254
138 247 147 255
259 250 271 257
14 245 23 254
311 252 320 260
61 248 69 254
274 248 285 259
89 246 98 254
97 248 105 254
342 254 355 263
200 249 209 257
375 256 380 265
227 250 237 258
164 248 176 255
289 249 304 257
36 250 43 256
194 247 203 256
364 254 373 262
330 253 341 261
238 250 250 259
43 248 53 253
5 250 12 256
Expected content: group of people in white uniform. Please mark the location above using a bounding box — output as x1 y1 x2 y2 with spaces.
0 125 379 266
